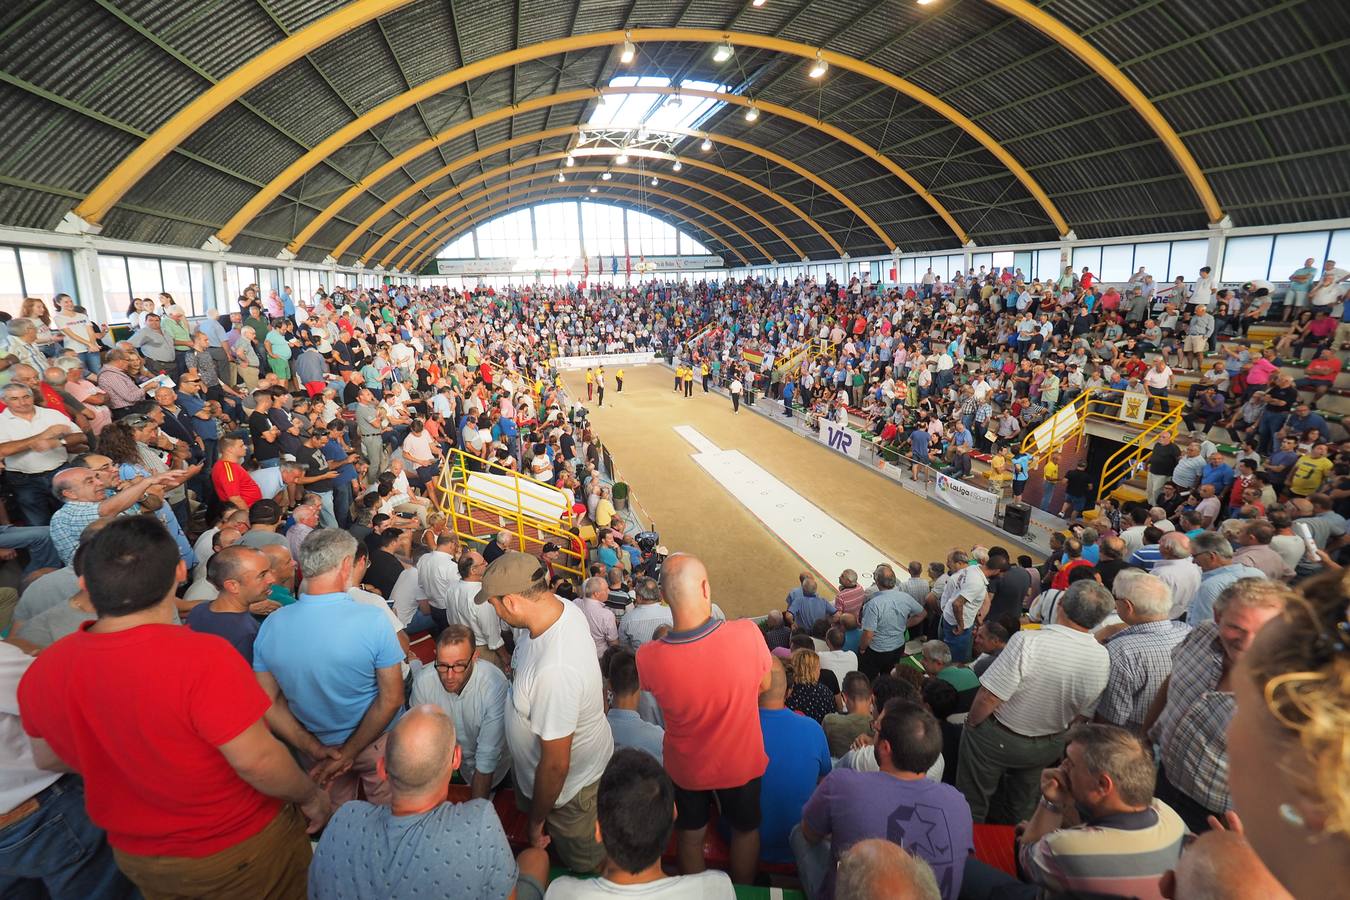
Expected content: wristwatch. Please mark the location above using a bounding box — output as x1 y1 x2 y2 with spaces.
1040 797 1062 814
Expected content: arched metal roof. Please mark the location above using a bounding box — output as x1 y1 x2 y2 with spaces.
1 0 1346 268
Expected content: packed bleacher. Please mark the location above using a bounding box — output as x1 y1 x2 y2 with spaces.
1 266 1347 899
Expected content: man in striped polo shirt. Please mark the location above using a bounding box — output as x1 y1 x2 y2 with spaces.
965 724 1186 897
956 580 1114 824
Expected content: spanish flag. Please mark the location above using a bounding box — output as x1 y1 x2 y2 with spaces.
742 348 764 368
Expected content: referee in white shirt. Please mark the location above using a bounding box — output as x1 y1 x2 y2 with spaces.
956 580 1114 824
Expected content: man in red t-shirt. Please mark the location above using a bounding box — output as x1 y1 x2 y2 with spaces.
212 435 262 509
18 516 332 898
636 554 772 886
1296 346 1343 401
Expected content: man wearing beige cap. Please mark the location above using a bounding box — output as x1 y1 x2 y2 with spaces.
475 551 612 872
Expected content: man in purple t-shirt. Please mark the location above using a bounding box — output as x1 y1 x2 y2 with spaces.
792 700 974 900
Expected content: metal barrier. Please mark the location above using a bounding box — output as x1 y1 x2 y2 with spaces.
433 448 586 580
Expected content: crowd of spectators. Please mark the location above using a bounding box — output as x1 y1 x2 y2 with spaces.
0 271 1346 900
671 259 1349 517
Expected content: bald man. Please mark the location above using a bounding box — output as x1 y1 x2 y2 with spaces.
636 554 773 886
1161 829 1292 900
309 705 549 900
836 839 941 900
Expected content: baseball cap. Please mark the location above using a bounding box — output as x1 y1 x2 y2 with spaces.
475 550 548 604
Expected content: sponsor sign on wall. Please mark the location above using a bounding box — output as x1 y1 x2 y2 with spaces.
934 473 1000 522
818 419 861 459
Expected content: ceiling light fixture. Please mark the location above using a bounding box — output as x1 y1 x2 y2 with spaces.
916 0 936 5
616 152 629 164
744 103 759 122
651 176 659 186
565 155 575 167
620 32 636 64
601 172 612 180
668 90 682 109
589 186 598 193
557 172 565 182
701 137 712 151
672 159 683 171
713 42 734 63
809 53 828 78
751 0 767 6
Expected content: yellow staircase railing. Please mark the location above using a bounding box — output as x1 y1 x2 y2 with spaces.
773 337 832 379
1021 388 1093 468
433 448 586 580
1099 395 1186 501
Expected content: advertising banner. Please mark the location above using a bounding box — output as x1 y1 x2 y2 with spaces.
934 473 999 522
553 351 656 371
818 419 862 459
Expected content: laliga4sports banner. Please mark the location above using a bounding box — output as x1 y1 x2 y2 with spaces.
934 473 999 523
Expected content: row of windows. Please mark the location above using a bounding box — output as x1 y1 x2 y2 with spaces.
99 254 216 321
5 227 1346 323
439 202 712 261
1071 240 1209 284
1220 229 1350 284
0 246 77 317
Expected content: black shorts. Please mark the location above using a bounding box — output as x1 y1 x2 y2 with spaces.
672 776 762 832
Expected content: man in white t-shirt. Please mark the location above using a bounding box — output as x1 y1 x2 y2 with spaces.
1143 357 1173 409
729 377 743 414
476 551 613 873
546 748 735 899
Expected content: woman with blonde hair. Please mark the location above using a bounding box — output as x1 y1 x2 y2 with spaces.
785 647 835 723
1227 569 1350 897
420 512 449 552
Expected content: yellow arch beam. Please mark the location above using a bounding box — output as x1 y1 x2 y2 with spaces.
978 0 1222 223
374 156 809 267
396 165 785 271
411 186 751 268
195 30 1070 246
70 0 419 226
303 85 960 258
368 123 880 265
399 175 769 271
366 145 838 267
352 126 844 264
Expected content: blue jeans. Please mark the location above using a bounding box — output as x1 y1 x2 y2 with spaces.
257 457 280 469
4 470 57 526
0 775 136 900
406 608 437 636
941 616 974 663
789 824 830 900
315 491 337 529
1039 483 1058 513
78 351 102 375
0 526 62 573
332 482 352 528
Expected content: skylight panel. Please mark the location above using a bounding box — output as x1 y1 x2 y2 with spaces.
586 77 730 133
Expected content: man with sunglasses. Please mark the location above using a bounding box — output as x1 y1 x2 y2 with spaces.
409 624 511 800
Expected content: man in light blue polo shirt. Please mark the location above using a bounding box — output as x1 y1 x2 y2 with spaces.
253 528 405 805
858 563 926 680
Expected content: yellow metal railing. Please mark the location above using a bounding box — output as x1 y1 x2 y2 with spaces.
433 448 585 579
1020 388 1185 469
773 337 832 378
1099 395 1185 500
1021 388 1092 468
